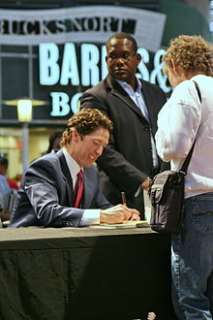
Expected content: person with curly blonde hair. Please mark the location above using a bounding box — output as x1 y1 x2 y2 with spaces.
10 108 140 227
163 35 213 85
155 35 213 320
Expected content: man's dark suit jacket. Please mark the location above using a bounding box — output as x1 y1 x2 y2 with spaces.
80 75 167 212
10 150 110 228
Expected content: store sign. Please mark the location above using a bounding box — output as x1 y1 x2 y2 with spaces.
0 6 166 52
39 43 171 116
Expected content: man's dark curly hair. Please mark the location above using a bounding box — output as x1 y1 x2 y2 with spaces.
61 108 113 146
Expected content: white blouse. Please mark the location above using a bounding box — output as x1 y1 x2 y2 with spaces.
155 74 213 198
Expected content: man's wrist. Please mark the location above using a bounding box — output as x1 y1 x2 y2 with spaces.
141 177 152 190
100 212 107 224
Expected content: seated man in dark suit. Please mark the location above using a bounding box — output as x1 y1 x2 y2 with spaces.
10 108 140 228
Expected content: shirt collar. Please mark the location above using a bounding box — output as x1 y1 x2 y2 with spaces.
117 78 142 94
62 147 82 186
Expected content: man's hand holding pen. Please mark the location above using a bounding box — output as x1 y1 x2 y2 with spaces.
100 203 140 224
141 176 152 191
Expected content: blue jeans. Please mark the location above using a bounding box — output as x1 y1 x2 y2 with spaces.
171 192 213 320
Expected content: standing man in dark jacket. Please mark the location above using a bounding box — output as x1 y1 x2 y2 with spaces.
80 32 167 217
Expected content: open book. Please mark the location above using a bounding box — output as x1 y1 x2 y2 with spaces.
89 220 149 229
89 193 152 229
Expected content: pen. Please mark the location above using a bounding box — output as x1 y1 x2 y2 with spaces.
121 191 127 205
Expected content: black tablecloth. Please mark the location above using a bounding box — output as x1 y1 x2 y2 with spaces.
0 227 176 320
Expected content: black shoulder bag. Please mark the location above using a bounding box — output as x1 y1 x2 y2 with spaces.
149 80 201 234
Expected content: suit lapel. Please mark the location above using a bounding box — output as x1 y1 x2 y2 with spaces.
141 80 156 130
57 150 74 203
106 76 149 123
57 151 93 208
83 169 94 208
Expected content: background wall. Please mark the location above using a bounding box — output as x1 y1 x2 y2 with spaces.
0 0 212 179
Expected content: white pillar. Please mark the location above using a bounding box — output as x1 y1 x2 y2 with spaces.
17 99 32 173
22 123 29 173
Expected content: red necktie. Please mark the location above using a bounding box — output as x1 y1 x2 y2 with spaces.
73 170 84 208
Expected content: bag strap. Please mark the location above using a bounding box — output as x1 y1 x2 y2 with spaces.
180 80 202 173
193 80 202 103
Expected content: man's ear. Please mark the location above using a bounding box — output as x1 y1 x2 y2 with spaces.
170 59 176 72
170 59 181 75
136 53 141 63
70 128 79 142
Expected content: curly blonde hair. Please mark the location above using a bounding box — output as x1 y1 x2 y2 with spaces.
61 108 113 147
163 35 213 76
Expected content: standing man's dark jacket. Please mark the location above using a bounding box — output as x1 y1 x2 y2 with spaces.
80 75 167 210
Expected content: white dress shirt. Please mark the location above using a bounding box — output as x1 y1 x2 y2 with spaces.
155 74 213 198
62 147 100 225
0 175 11 210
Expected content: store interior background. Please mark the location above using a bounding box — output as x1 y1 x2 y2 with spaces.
0 129 54 178
0 0 212 181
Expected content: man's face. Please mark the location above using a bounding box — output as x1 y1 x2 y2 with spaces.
106 37 141 85
71 128 110 167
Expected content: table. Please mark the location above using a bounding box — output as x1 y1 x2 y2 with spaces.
0 227 176 320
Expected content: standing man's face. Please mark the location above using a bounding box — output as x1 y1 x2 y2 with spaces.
106 37 141 87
